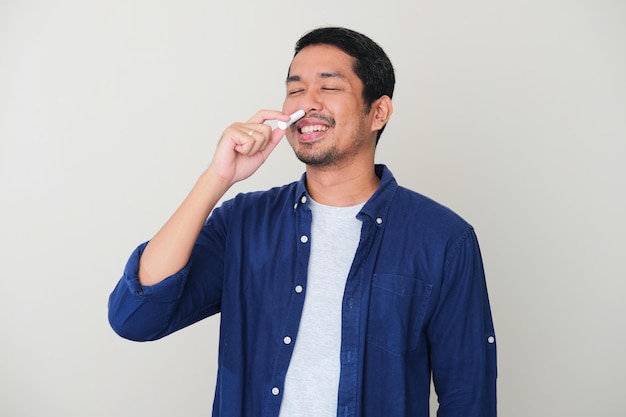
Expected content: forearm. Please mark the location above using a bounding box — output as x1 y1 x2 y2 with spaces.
137 109 289 286
430 228 497 416
138 168 231 286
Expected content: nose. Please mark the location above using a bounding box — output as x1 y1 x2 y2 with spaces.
297 89 323 114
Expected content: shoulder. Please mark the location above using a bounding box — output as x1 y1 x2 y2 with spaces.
371 164 474 240
214 181 300 220
386 185 479 262
232 181 299 207
392 185 471 230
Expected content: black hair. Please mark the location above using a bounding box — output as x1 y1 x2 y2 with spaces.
293 27 395 142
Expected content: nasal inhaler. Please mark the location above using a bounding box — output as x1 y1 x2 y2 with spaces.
277 109 305 130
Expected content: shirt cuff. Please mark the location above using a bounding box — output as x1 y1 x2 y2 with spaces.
122 241 192 300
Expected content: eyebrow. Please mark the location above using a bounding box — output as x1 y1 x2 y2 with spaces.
286 71 347 84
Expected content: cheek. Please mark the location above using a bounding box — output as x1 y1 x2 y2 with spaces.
284 130 297 146
282 95 301 113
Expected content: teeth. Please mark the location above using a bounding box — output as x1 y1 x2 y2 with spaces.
300 125 329 134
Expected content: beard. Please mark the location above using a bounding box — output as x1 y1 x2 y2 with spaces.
288 112 371 167
293 143 340 166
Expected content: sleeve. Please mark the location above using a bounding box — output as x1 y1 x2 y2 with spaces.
428 227 497 417
107 204 229 342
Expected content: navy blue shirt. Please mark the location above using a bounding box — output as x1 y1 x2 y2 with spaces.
108 164 497 417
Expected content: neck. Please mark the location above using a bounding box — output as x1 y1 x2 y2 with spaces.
305 161 379 207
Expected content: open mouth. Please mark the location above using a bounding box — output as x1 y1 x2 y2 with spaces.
299 124 330 134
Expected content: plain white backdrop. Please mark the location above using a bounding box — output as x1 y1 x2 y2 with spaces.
1 1 625 416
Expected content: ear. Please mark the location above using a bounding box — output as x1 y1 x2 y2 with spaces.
370 95 393 132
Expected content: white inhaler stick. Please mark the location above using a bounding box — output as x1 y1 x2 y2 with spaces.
277 109 305 130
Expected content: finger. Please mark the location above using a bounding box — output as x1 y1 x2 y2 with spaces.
236 126 269 155
245 131 267 155
245 123 275 152
246 109 292 125
257 126 286 158
233 136 260 155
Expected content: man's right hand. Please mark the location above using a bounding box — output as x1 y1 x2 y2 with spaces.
207 109 292 187
137 109 291 286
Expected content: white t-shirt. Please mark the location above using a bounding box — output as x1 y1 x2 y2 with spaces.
278 198 364 417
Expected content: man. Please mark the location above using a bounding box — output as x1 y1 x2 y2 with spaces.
109 27 497 417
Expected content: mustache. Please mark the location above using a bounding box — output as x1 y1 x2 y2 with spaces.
290 112 336 130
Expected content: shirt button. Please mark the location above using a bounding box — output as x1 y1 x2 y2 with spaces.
272 387 280 396
293 203 298 209
376 217 383 225
295 285 303 293
300 235 308 243
300 196 307 204
487 336 495 344
283 336 292 345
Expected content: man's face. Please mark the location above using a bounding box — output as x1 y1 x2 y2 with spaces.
283 44 377 168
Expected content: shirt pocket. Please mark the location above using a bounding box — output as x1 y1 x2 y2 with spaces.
366 273 432 355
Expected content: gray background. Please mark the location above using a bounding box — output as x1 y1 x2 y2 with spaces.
1 0 625 416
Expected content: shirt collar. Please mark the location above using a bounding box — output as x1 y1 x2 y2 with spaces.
293 164 398 226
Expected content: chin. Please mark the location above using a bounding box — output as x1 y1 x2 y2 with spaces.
294 149 339 167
